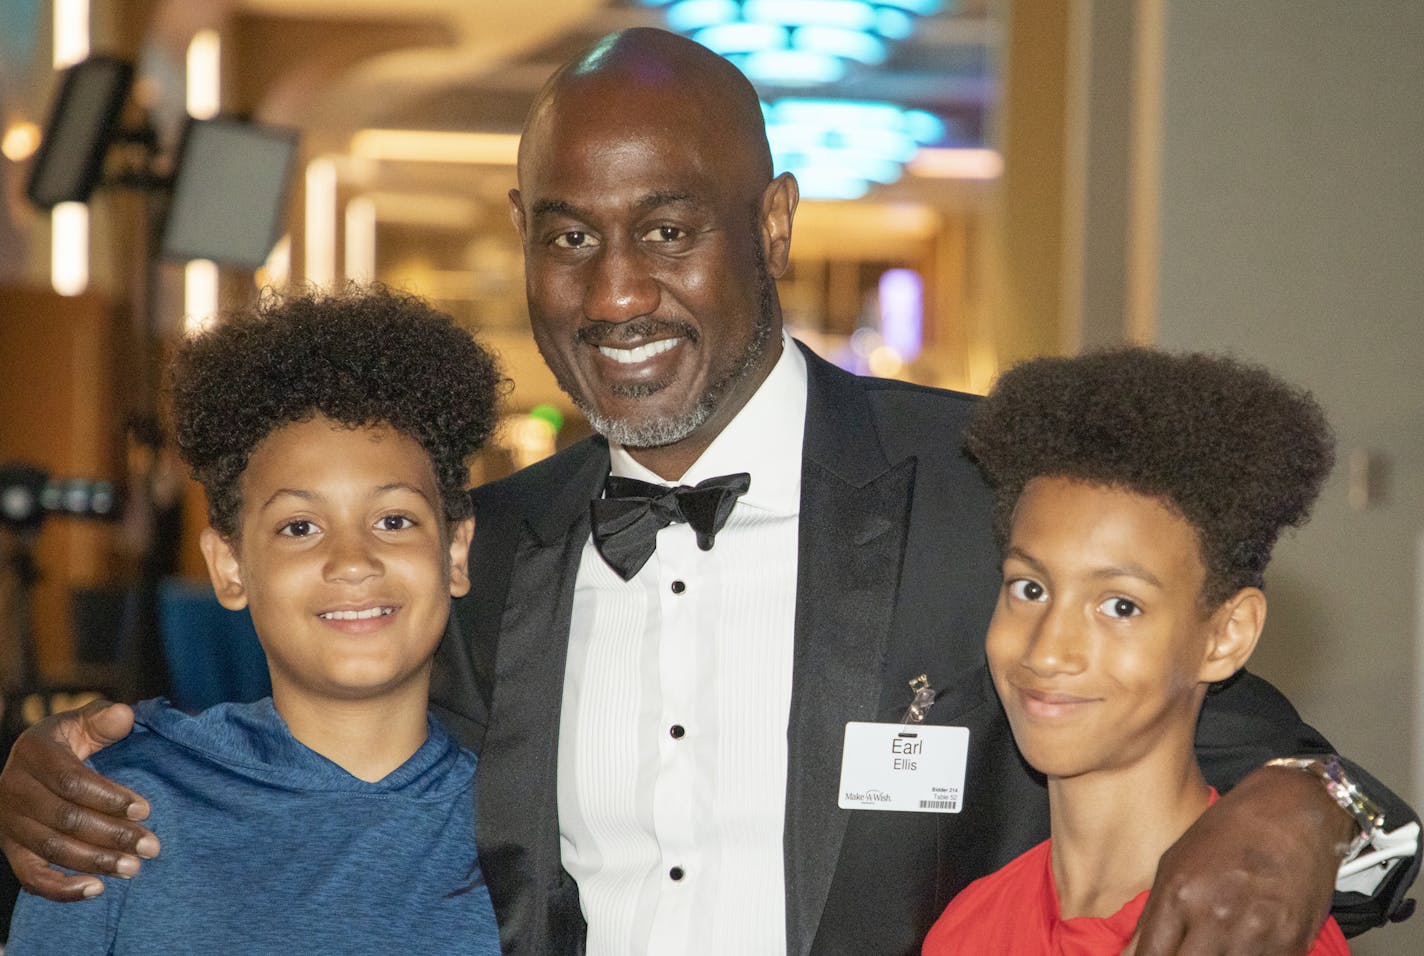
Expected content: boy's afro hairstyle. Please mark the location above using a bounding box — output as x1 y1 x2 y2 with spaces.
964 347 1334 606
170 285 504 538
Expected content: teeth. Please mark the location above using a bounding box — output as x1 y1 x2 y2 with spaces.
598 339 679 364
320 607 394 621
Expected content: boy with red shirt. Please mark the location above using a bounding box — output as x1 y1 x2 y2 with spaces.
924 349 1351 955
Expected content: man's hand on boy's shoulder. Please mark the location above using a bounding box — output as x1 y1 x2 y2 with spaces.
0 699 160 901
1131 765 1351 955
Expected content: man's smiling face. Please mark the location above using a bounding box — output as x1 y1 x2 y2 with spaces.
509 45 796 474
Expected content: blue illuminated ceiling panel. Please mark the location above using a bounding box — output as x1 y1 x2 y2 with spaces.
644 0 946 86
637 0 993 199
764 98 947 199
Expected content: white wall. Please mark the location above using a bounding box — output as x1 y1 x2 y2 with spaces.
1150 3 1424 951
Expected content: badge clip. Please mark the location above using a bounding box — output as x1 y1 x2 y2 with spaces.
900 673 937 725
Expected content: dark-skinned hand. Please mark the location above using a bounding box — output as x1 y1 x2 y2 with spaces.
1127 765 1353 955
0 699 159 900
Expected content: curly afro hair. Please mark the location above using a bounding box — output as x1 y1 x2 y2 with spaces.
964 348 1334 606
170 285 504 539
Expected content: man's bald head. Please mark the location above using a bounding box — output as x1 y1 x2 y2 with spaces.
519 27 773 187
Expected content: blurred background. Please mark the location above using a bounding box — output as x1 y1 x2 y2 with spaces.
0 2 1419 950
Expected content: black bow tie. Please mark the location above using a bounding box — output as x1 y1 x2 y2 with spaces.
590 473 751 580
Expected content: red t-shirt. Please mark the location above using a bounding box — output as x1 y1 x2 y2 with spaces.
923 837 1350 955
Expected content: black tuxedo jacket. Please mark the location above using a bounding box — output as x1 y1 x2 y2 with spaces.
433 344 1416 955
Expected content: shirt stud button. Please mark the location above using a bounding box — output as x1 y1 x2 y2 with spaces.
671 580 687 594
670 724 686 739
669 866 685 881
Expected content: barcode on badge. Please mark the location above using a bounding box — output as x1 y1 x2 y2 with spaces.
918 798 959 811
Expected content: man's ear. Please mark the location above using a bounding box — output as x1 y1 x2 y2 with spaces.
1199 587 1266 683
199 527 248 611
447 516 476 599
760 172 799 278
508 188 528 243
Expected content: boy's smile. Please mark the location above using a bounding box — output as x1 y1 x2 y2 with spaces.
200 415 473 709
318 605 396 626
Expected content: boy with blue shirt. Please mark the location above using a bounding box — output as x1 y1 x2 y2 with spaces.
8 287 504 955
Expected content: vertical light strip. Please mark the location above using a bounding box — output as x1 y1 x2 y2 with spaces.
184 260 220 334
51 202 89 296
1126 0 1165 344
52 0 90 294
257 234 291 290
53 0 89 68
305 158 338 288
182 28 222 327
186 29 221 119
344 197 376 284
1058 0 1093 354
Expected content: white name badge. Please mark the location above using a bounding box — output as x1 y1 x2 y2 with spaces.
837 722 969 813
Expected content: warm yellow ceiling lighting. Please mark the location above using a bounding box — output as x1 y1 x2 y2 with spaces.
305 157 338 288
51 202 88 296
2 121 41 162
361 191 479 227
349 129 520 165
345 197 376 284
53 0 89 68
184 259 220 334
186 29 222 119
906 147 1003 180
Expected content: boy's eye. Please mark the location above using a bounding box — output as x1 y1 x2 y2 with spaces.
278 519 316 538
1098 597 1141 619
1006 578 1046 602
378 514 415 532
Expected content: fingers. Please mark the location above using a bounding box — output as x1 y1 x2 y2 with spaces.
1130 767 1339 956
29 703 150 820
1132 857 1319 956
74 700 139 756
0 703 159 895
1130 891 1185 956
1 748 159 869
2 837 105 902
1162 917 1313 956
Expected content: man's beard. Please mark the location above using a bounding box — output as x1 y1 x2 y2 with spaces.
566 241 777 450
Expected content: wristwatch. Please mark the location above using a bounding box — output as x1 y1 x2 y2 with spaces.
1265 754 1386 857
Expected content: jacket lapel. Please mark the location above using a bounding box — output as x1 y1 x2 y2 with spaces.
476 441 609 955
783 347 917 956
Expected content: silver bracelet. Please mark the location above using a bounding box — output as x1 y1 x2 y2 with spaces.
1264 754 1385 858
